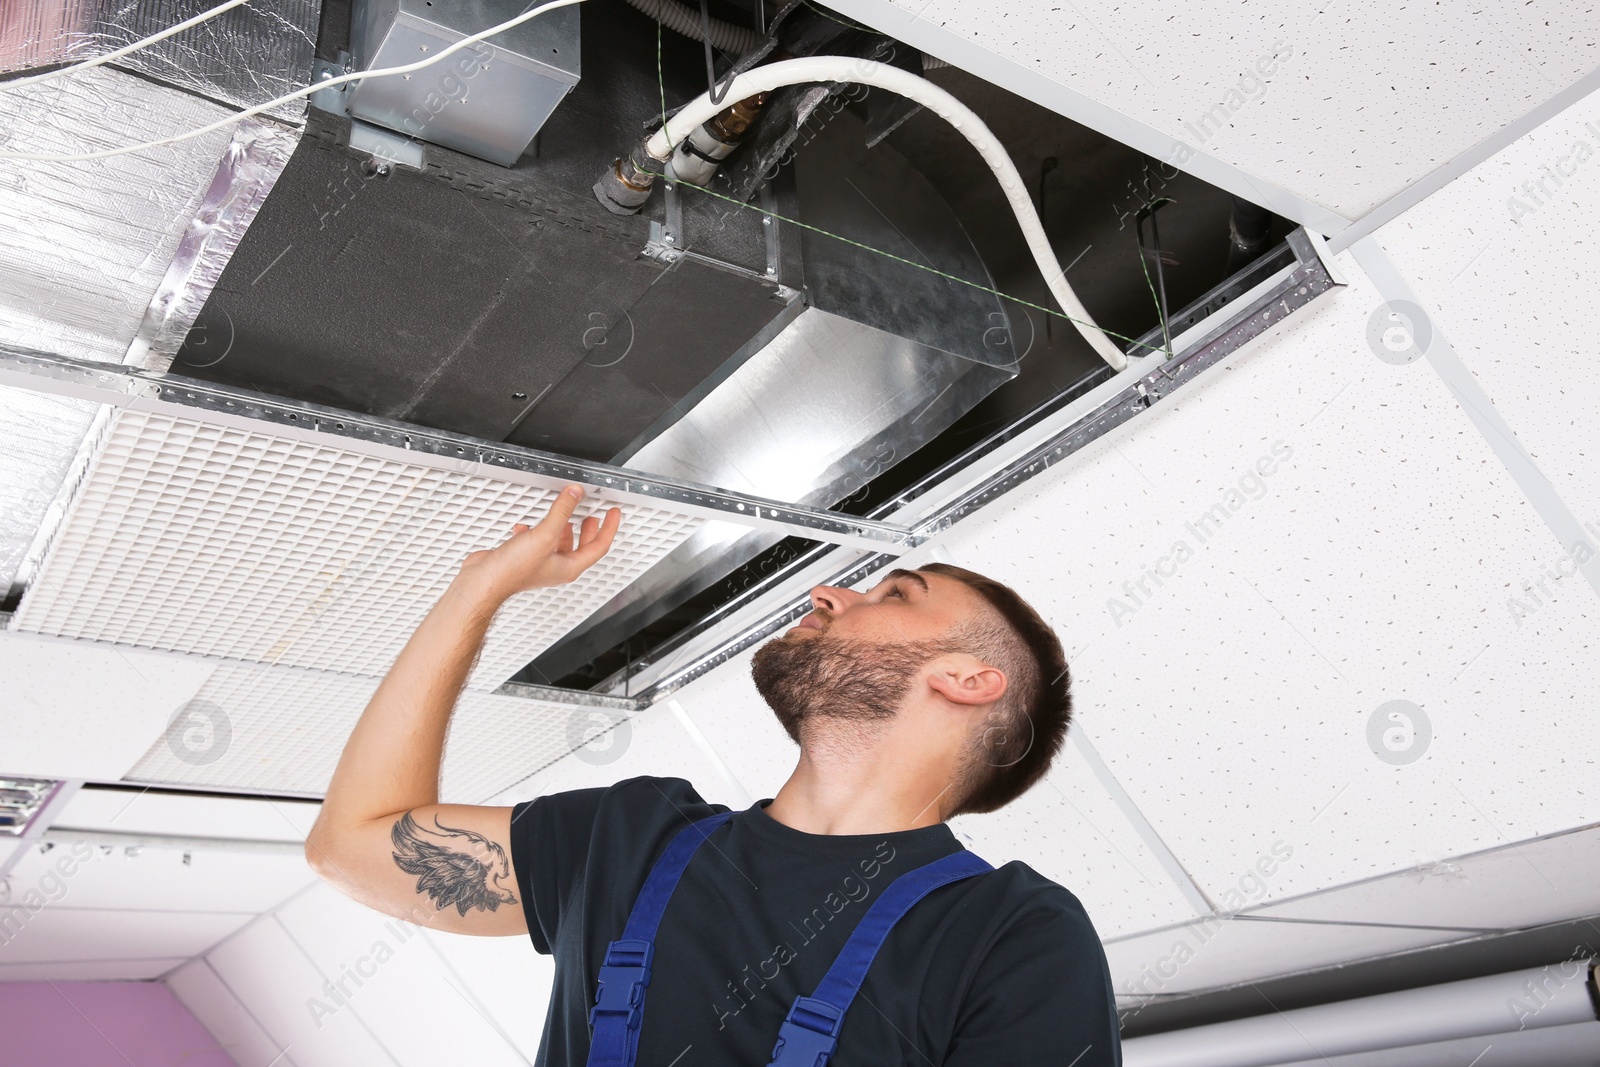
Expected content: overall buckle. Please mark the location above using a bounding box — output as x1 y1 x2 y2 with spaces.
767 996 844 1067
589 939 654 1031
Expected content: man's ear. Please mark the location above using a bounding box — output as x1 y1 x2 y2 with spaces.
926 655 1007 706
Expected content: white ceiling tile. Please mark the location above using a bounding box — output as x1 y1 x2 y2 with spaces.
55 787 321 842
1377 84 1600 525
0 957 188 981
835 0 1598 217
948 739 1201 939
3 838 316 914
930 257 1600 905
207 915 397 1067
276 885 532 1067
121 662 585 803
0 906 250 963
167 957 295 1067
0 630 213 780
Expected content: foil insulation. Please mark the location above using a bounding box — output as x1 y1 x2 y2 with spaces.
0 388 103 595
0 65 234 363
0 0 320 122
127 116 300 369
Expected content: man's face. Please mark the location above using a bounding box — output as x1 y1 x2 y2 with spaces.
750 569 987 742
791 568 983 643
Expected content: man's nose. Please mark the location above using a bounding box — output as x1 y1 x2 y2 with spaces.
810 584 863 616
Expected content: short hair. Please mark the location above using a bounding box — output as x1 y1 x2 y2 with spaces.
920 563 1072 816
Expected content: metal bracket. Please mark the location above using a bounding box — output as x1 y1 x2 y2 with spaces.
643 220 685 267
309 53 425 172
760 182 780 279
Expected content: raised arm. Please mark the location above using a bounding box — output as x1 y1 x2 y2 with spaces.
304 484 622 935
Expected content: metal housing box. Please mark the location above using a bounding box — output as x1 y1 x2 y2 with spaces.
347 0 580 166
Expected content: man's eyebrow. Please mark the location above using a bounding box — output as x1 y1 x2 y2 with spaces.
884 569 929 594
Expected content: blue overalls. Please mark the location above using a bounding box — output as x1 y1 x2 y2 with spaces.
584 811 993 1067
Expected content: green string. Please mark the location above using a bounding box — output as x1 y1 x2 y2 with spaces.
1134 203 1177 362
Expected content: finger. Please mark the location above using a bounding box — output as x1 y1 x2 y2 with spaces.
570 506 622 569
542 484 585 529
577 514 600 547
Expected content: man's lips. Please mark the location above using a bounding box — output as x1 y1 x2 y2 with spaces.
797 613 824 631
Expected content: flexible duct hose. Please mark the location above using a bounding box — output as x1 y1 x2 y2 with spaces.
622 0 764 54
643 56 1128 370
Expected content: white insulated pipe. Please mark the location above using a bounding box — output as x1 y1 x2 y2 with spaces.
1122 959 1599 1067
643 56 1130 372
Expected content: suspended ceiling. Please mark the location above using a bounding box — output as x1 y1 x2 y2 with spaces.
1 0 1599 1054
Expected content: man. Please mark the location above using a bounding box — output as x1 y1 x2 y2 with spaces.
307 485 1120 1066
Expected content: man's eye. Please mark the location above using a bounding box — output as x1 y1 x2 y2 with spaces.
888 587 904 598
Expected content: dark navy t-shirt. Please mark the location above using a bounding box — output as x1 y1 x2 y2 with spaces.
509 775 1120 1066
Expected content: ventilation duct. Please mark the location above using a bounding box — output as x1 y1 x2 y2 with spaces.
1121 960 1600 1067
0 0 321 594
343 0 582 166
0 0 320 368
529 104 1018 680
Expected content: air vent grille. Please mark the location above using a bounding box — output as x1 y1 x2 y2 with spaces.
12 409 701 688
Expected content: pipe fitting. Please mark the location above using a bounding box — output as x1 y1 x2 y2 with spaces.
593 140 660 215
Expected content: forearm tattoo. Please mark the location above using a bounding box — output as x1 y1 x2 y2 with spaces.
390 811 519 916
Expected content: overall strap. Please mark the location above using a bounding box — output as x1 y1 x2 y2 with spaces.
586 810 733 1067
767 849 994 1067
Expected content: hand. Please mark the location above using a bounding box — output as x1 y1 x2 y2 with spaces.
456 485 622 603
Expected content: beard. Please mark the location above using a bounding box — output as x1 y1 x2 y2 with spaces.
751 623 959 746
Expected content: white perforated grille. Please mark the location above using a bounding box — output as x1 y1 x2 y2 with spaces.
123 662 614 802
13 409 702 688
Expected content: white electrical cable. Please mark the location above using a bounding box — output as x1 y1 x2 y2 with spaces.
0 0 253 90
643 56 1129 371
0 0 588 164
3 6 1124 369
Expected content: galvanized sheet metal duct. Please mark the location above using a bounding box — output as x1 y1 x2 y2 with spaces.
530 306 1014 681
0 0 319 599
